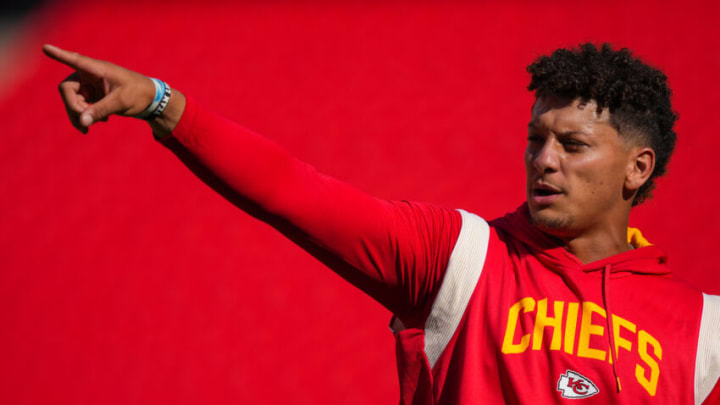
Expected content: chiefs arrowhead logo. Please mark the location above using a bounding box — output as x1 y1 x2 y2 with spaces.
557 370 599 399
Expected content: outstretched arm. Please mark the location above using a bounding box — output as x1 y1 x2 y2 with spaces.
43 44 461 323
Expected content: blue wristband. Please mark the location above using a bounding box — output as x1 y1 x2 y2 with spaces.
137 78 171 121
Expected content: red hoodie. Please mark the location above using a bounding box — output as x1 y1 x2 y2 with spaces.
394 204 720 404
164 96 720 404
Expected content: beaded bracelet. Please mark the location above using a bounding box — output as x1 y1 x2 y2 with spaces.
137 78 172 121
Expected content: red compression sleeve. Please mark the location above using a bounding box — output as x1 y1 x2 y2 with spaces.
159 96 462 323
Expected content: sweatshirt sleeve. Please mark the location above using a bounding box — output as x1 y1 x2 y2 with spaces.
158 95 462 323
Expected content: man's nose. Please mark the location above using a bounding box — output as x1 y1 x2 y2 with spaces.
532 138 560 173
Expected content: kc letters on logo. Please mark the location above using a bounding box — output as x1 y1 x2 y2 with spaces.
557 370 599 399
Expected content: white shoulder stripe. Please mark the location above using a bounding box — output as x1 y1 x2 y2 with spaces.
424 209 490 369
696 293 720 404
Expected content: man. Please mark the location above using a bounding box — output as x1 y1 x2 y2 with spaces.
43 42 719 404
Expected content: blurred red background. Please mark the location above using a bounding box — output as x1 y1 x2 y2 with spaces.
1 0 718 404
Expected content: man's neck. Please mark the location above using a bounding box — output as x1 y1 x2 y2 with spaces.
560 222 631 264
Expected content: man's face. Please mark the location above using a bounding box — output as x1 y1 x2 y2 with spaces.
525 95 633 237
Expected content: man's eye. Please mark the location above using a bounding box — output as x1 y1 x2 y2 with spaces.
562 140 587 151
527 135 543 143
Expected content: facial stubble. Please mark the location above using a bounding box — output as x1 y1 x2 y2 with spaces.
529 208 576 234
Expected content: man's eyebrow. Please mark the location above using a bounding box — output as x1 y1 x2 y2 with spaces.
556 130 590 137
527 123 590 136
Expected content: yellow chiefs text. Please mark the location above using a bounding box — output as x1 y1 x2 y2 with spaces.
501 297 662 396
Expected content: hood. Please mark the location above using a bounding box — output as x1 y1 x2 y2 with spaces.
491 204 670 277
490 204 670 394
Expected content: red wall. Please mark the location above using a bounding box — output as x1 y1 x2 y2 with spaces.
1 1 718 404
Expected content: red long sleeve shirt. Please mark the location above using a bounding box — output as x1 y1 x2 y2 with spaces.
160 96 720 404
161 96 462 325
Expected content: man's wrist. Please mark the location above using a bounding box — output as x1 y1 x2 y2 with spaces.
136 78 171 121
148 89 186 140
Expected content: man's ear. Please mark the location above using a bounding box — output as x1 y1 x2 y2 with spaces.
625 146 655 192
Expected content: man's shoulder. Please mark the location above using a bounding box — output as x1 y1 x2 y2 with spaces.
635 267 714 301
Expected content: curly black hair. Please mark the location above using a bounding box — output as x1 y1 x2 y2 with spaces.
526 43 677 205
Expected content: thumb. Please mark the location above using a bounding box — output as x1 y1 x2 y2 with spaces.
80 93 119 127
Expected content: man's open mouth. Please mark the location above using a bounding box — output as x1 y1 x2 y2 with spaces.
532 183 563 196
533 188 561 196
531 183 564 205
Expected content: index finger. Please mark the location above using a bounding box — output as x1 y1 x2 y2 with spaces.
42 44 104 76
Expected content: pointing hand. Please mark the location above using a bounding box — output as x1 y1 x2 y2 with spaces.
43 44 157 134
